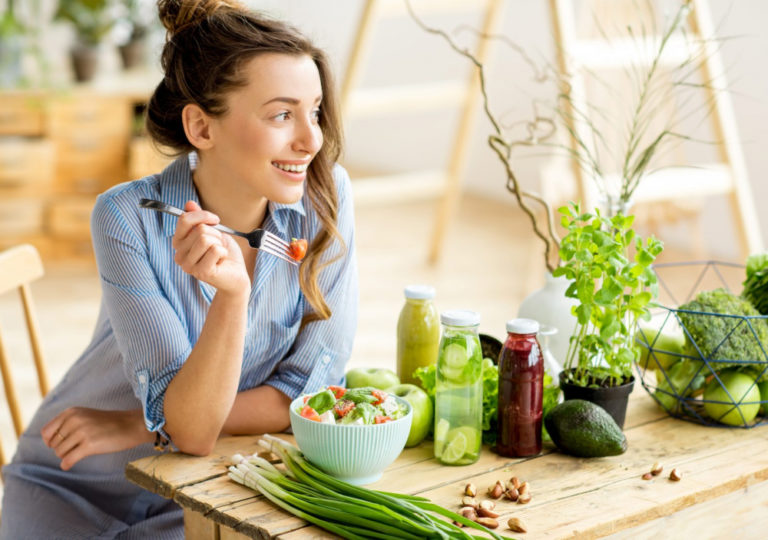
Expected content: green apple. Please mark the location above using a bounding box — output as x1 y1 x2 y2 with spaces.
758 380 768 416
386 383 433 447
345 367 400 390
703 371 761 426
636 317 688 371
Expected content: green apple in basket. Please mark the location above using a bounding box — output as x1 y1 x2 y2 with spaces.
345 367 400 390
636 317 688 371
703 370 761 426
386 383 433 447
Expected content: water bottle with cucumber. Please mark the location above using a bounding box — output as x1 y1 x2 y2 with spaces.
434 310 483 465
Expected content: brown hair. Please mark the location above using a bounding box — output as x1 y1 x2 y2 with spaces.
147 0 345 325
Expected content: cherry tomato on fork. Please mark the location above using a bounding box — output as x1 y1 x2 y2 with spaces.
288 238 308 261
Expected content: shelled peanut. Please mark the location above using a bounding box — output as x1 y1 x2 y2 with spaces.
458 477 533 533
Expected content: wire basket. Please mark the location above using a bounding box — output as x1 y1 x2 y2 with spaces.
634 261 768 428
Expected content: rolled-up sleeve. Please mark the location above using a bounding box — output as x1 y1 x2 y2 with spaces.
265 167 359 399
91 194 192 437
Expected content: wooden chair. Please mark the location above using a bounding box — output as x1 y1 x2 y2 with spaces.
0 244 50 470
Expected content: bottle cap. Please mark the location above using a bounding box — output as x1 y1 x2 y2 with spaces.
506 318 539 335
441 310 480 327
404 285 435 300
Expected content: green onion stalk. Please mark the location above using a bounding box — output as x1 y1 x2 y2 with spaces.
227 434 516 540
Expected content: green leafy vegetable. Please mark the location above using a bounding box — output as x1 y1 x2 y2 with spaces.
307 390 336 415
743 253 768 315
342 388 379 405
542 372 560 443
481 358 499 445
678 288 768 380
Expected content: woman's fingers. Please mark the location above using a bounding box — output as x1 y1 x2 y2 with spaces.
41 408 77 447
52 429 82 460
172 201 220 248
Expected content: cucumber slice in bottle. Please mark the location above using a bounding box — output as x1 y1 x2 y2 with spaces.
442 343 467 369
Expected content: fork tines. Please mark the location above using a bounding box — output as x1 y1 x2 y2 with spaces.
264 230 290 250
261 243 299 266
261 232 297 266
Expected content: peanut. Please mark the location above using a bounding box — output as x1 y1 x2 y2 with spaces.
508 517 527 533
669 468 682 481
475 517 499 529
488 480 504 499
464 483 477 497
650 462 663 476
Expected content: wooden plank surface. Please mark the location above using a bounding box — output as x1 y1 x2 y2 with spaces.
126 395 768 539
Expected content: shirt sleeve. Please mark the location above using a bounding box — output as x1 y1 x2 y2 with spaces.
91 192 192 438
264 166 359 399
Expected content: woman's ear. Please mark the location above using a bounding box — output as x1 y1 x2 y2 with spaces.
182 104 214 150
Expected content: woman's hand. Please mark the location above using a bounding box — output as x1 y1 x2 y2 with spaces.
41 408 153 471
172 200 250 295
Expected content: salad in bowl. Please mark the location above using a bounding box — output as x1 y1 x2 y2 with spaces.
297 386 409 425
289 386 412 484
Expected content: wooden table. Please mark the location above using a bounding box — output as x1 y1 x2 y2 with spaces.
126 392 768 539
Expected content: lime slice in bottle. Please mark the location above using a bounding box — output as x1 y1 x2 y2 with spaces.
434 418 450 457
446 426 480 454
441 431 468 464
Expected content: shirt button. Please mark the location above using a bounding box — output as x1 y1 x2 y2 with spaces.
322 355 330 365
138 374 147 384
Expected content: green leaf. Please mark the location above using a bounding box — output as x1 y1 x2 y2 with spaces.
575 303 591 325
307 390 336 415
595 276 622 304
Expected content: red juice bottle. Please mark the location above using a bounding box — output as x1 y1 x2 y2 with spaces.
497 318 544 457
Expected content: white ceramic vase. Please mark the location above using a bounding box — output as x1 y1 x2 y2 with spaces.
517 273 578 368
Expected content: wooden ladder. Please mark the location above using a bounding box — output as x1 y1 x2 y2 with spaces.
340 0 505 263
547 0 763 258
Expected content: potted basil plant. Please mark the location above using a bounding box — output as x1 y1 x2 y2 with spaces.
553 202 664 428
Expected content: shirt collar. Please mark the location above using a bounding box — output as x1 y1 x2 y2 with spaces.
157 152 307 237
158 153 200 237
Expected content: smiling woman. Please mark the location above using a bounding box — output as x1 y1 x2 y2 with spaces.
0 1 358 539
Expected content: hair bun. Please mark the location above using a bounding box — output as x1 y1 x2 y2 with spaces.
157 0 244 35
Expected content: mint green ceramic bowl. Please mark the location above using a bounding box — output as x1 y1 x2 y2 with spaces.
289 395 412 485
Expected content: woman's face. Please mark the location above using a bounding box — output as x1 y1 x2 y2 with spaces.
207 53 324 204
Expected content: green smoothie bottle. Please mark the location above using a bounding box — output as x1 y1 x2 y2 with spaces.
434 310 483 465
396 285 440 386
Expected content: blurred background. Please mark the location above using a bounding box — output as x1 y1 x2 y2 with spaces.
0 0 766 457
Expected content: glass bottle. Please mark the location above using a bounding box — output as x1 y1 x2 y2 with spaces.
396 285 440 386
434 310 483 465
497 318 544 457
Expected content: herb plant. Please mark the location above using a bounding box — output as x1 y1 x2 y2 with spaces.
554 203 664 387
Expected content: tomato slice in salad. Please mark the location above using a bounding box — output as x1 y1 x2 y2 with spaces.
300 405 322 422
371 389 387 406
333 399 355 418
374 415 392 424
328 385 346 399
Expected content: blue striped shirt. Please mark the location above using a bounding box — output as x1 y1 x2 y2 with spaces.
0 154 358 538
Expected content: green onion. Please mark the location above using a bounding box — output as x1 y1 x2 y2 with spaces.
226 435 516 540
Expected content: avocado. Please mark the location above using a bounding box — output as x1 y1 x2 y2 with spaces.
544 399 627 457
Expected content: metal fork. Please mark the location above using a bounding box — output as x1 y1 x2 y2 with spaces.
139 198 298 266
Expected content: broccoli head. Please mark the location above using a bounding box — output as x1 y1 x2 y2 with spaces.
677 288 768 380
